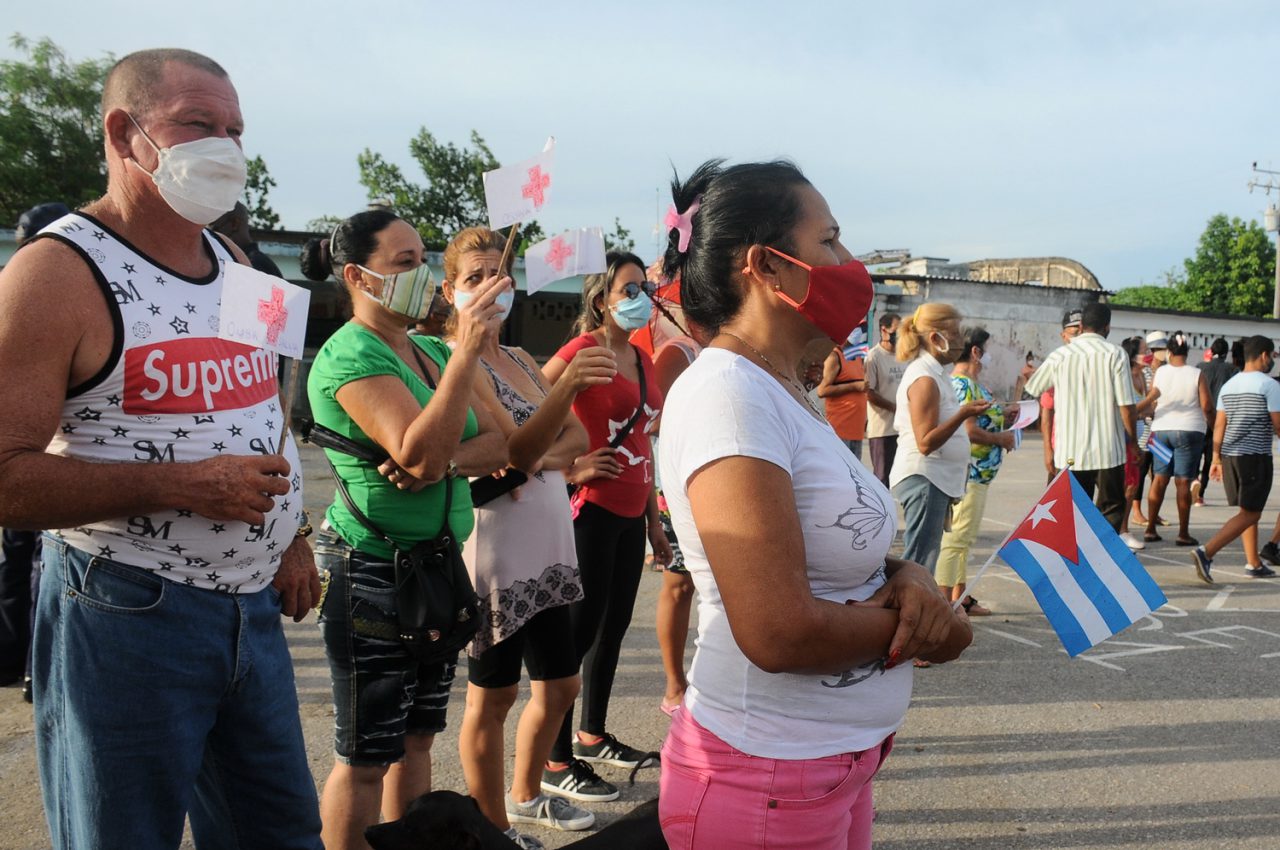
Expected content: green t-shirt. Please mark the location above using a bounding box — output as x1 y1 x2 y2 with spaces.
307 323 478 558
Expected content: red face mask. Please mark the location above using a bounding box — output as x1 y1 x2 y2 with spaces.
764 246 874 344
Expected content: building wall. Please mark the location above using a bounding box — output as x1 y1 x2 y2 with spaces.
871 277 1280 401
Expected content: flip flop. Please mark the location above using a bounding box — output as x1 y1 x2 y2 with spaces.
1175 536 1199 547
1144 532 1162 542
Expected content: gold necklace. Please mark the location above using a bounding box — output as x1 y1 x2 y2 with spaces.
720 331 824 419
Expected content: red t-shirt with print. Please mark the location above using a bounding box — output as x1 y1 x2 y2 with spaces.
554 333 664 518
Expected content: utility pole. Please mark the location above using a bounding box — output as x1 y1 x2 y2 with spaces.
1248 162 1280 318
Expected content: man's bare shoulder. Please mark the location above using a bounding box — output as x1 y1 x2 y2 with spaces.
0 237 103 308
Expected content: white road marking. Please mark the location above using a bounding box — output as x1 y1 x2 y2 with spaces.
1206 587 1234 611
974 625 1042 647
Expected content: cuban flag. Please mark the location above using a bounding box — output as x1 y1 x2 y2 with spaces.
1148 435 1173 467
842 322 870 360
998 470 1167 657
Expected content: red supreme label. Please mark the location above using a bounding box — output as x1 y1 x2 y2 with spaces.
123 337 278 414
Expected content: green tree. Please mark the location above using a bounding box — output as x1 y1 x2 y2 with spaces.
603 216 634 252
356 128 543 251
0 35 113 224
243 154 279 230
1181 214 1275 315
1110 267 1190 310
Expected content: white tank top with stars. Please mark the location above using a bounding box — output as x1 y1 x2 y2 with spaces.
40 212 302 593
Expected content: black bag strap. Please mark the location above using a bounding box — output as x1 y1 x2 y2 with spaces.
608 345 647 450
410 342 438 390
319 340 454 549
321 450 454 548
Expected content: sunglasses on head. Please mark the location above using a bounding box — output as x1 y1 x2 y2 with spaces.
621 281 657 300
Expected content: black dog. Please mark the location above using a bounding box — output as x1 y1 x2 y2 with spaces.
366 790 666 850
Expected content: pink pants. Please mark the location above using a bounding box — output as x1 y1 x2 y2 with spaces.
659 708 894 849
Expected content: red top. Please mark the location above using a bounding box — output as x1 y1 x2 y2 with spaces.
555 333 664 518
1040 389 1056 450
824 354 868 441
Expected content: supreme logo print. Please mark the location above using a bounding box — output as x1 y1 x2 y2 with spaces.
123 337 278 414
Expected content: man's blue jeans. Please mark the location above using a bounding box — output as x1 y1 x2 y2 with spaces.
34 535 322 850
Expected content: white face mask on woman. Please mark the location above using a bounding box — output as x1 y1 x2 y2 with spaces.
453 288 515 322
979 350 993 369
127 115 248 225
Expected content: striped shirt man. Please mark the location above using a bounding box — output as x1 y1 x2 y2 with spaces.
1217 371 1280 456
1025 332 1138 471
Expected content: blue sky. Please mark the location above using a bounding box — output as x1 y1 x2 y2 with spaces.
7 1 1279 290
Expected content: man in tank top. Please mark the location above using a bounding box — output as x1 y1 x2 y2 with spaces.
0 49 322 849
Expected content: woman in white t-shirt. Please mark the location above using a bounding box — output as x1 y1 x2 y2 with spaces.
887 303 989 579
655 159 972 850
1145 331 1211 547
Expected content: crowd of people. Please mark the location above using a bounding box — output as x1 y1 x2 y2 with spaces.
0 46 1277 850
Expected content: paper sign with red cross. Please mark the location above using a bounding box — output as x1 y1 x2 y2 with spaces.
482 138 556 229
218 264 311 358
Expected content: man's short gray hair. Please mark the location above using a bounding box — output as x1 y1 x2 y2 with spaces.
101 48 229 118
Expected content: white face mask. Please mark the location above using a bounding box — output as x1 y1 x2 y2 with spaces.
127 114 248 225
453 288 515 322
979 350 993 369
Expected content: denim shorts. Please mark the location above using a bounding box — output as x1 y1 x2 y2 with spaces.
315 529 457 766
1150 429 1205 479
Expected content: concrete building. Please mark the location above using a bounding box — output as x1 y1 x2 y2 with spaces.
5 228 1278 410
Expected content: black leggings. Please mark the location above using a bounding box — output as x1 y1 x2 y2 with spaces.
549 500 647 762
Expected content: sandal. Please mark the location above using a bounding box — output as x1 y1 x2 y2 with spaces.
961 597 992 617
1175 536 1199 547
1143 532 1162 542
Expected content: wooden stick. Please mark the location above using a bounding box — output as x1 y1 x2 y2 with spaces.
498 222 520 279
278 356 303 454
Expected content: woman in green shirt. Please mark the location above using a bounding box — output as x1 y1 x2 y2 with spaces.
301 209 508 850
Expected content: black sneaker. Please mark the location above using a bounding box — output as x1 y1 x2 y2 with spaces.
1191 546 1214 585
540 759 619 802
1245 564 1277 578
573 733 660 769
1260 542 1280 566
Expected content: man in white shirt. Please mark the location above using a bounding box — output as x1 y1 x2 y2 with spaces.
864 312 904 487
1025 303 1137 531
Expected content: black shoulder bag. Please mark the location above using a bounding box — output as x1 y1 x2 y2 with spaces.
327 464 480 665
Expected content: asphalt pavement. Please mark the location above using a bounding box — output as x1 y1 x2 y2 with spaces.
1 433 1278 849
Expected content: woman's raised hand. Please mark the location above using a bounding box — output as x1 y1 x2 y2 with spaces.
454 274 512 353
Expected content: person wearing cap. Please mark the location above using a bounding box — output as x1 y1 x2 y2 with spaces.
1026 302 1138 532
1131 332 1168 528
1144 331 1211 547
0 201 71 705
1037 309 1083 483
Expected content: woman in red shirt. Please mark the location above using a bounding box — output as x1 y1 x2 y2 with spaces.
540 251 673 801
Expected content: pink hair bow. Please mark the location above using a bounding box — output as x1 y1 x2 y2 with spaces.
665 197 702 253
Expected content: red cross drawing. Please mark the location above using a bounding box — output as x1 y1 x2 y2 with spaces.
521 165 551 208
257 284 289 346
545 235 574 272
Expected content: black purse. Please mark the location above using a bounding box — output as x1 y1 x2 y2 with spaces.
327 461 481 665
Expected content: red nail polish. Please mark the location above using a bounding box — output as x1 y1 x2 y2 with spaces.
888 648 902 665
884 659 897 670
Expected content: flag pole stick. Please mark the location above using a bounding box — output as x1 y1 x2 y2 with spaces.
952 549 1001 612
277 357 303 454
498 222 520 280
952 466 1072 611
